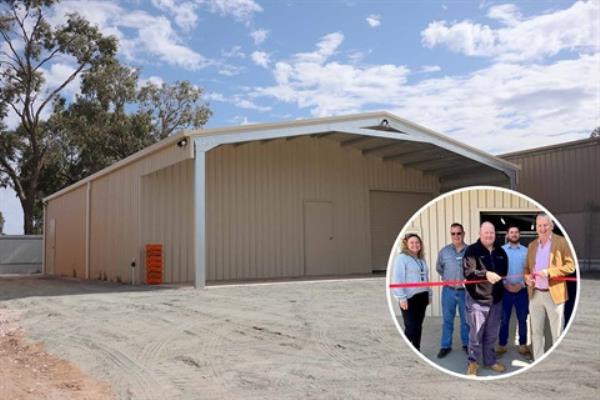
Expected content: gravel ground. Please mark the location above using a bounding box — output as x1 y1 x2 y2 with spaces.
0 275 598 400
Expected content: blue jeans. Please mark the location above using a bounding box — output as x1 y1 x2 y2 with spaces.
441 286 469 349
499 287 529 346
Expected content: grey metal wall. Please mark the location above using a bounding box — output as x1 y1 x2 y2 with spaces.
205 135 440 281
502 138 600 264
0 235 42 274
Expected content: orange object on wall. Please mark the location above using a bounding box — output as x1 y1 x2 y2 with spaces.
145 244 163 285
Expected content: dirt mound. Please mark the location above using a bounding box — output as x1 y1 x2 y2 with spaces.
0 310 113 400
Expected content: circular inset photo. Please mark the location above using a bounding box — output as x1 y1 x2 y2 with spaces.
386 186 579 379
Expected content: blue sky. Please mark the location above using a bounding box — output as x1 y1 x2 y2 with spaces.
1 0 599 233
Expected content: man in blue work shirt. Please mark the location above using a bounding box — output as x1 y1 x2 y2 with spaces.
436 223 469 358
497 224 531 358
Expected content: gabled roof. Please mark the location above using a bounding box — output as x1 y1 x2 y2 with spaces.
189 111 518 190
45 111 519 201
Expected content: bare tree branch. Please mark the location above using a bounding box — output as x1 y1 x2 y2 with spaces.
0 29 26 71
0 159 25 201
12 5 31 45
8 101 24 119
35 64 87 124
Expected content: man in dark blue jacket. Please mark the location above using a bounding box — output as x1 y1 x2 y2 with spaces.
463 221 508 376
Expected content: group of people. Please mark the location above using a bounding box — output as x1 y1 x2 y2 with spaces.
391 213 575 376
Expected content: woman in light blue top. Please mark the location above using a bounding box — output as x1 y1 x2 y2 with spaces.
392 233 432 351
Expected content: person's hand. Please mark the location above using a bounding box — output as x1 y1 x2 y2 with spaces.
525 274 535 287
486 271 502 284
538 269 549 279
399 300 408 310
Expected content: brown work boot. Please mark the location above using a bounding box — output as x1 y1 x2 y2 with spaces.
467 361 479 376
496 346 507 357
487 362 506 373
518 345 531 356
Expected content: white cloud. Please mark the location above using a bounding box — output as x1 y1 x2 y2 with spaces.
295 32 344 64
206 91 271 112
487 3 521 26
250 29 269 45
216 63 244 76
420 65 441 73
151 0 199 30
222 45 246 58
205 92 227 102
231 115 258 125
252 33 410 117
391 53 600 153
366 14 381 28
347 50 367 64
251 51 270 68
125 13 208 70
51 1 208 71
248 32 599 153
202 0 263 23
421 1 600 61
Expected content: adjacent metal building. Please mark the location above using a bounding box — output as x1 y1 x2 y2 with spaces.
43 112 519 287
501 137 600 270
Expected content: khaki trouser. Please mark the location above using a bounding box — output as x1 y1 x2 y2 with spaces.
530 289 564 360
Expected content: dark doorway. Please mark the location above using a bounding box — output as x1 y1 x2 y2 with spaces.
479 212 563 248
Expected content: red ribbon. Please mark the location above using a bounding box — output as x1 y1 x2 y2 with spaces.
389 273 577 289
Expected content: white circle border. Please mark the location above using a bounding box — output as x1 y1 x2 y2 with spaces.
384 185 581 381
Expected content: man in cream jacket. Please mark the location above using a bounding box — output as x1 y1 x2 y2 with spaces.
524 213 576 361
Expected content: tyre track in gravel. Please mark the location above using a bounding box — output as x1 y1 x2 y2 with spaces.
134 305 231 399
16 295 169 400
66 335 161 400
267 294 322 397
305 285 363 381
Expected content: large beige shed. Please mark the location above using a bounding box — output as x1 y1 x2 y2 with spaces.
43 112 519 287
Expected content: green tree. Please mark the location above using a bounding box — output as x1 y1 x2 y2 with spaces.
0 0 117 233
44 62 154 186
43 65 212 191
138 80 212 139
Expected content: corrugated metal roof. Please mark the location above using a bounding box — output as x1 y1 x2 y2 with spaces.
501 136 600 158
45 111 519 202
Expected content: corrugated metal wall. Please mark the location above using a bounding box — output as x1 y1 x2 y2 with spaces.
0 236 43 274
205 135 440 281
141 160 195 283
46 141 193 283
503 139 600 263
396 188 539 316
45 185 86 278
503 141 600 213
